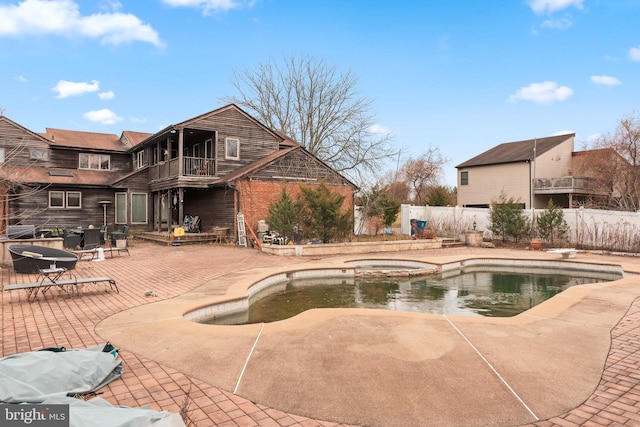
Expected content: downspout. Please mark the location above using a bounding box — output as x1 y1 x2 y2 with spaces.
228 181 241 243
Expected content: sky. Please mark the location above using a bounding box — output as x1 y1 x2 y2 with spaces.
1 0 639 187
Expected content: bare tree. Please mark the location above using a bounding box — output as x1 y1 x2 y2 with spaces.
223 55 397 184
398 146 448 205
582 112 640 211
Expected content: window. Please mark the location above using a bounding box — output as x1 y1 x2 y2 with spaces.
460 171 469 186
225 138 239 160
131 193 148 224
115 192 127 224
49 191 81 208
66 191 81 208
79 153 110 170
49 191 64 208
193 144 200 158
30 148 48 159
136 151 144 169
0 147 4 163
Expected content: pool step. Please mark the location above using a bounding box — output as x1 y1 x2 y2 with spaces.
441 238 465 248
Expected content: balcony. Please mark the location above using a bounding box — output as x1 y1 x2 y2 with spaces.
533 176 605 195
149 157 216 191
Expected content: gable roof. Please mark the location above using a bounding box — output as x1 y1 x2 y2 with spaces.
0 116 52 145
456 133 575 169
39 128 126 152
121 131 153 148
219 145 357 189
137 104 284 149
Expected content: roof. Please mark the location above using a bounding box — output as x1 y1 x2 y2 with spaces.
137 104 284 148
219 145 357 189
273 130 301 148
39 128 126 152
0 166 124 186
0 116 52 145
121 131 153 148
456 133 575 169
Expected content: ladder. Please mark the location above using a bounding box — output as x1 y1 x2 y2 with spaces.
237 212 247 247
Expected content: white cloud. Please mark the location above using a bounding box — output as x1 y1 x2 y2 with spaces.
15 75 27 82
0 0 163 47
508 81 573 104
162 0 252 15
129 116 147 124
528 0 584 15
83 108 122 125
369 123 392 136
52 79 100 98
98 90 115 100
629 46 640 62
540 17 573 29
590 75 621 86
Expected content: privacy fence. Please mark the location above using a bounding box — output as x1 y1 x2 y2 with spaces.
355 205 640 252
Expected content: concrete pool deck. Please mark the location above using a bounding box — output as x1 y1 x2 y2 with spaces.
3 242 640 426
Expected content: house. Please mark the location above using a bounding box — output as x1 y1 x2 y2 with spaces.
0 104 356 240
455 133 606 209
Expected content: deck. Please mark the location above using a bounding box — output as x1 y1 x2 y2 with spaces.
135 231 234 245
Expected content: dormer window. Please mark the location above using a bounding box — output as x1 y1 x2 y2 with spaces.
79 153 110 170
225 138 239 160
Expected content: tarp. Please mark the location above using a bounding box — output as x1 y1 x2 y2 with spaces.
40 396 187 427
0 346 123 404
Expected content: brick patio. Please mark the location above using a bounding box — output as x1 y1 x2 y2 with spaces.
2 241 640 426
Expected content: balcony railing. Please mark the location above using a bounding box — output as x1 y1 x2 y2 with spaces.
533 176 601 193
149 156 215 181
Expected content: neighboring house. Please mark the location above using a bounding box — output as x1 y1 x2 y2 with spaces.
456 133 606 209
0 104 356 239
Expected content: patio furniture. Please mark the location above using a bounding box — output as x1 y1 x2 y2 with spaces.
110 225 129 246
6 225 36 239
8 244 79 274
4 270 118 301
82 228 102 250
63 228 82 250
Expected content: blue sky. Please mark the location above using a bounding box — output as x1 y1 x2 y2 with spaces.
1 0 639 186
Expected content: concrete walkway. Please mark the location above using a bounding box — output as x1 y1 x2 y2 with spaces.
3 242 640 426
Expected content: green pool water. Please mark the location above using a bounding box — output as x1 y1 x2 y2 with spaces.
203 266 623 325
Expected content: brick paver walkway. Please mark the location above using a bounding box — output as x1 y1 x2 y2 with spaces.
2 241 640 426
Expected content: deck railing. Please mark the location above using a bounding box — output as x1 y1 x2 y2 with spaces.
150 157 214 180
533 176 601 193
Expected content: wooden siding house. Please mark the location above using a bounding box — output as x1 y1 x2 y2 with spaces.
456 133 606 209
0 104 356 241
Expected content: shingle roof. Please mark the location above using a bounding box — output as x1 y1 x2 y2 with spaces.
456 133 575 169
39 128 126 152
0 166 124 186
121 131 153 148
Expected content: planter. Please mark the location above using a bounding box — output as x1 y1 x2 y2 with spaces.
531 239 543 251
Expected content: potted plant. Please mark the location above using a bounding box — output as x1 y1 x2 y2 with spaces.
530 236 542 251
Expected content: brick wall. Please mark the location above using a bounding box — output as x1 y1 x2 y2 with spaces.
237 180 354 233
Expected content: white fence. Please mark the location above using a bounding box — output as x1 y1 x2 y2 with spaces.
355 205 640 251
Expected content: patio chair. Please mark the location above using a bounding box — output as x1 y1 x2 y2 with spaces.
62 228 82 250
110 225 129 246
107 226 130 256
82 228 102 250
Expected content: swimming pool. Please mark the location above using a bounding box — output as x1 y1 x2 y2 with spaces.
197 261 623 325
